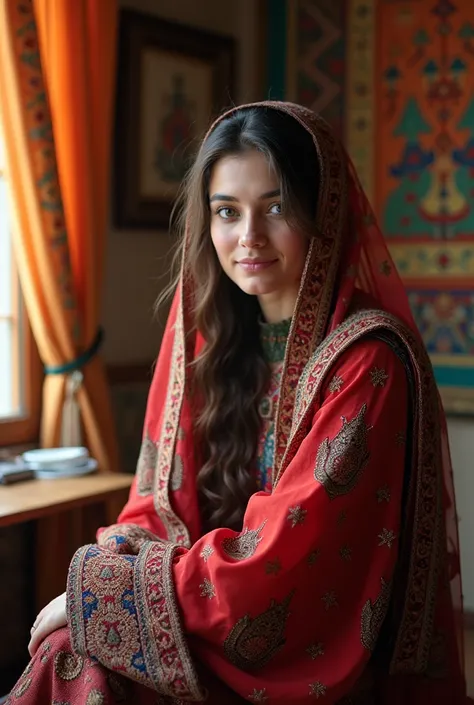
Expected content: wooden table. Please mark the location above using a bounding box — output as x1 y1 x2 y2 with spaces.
0 474 133 610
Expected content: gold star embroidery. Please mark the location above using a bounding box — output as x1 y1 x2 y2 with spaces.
287 505 307 528
340 544 352 561
265 558 281 575
306 642 324 659
370 367 389 387
308 549 320 567
328 374 344 393
199 578 216 599
376 485 391 503
395 431 406 446
200 545 214 562
378 528 396 548
322 591 338 610
248 688 268 702
309 681 327 698
337 510 347 526
380 260 392 276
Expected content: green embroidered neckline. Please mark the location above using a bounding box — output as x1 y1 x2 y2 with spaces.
259 317 291 363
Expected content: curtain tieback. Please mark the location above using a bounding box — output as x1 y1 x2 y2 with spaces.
43 328 104 448
44 327 104 376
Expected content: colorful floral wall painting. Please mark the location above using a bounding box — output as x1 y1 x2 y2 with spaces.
278 0 474 413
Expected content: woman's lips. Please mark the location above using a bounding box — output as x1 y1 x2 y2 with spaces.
237 259 278 272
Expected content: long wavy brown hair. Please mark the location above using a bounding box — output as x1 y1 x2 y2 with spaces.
164 106 320 531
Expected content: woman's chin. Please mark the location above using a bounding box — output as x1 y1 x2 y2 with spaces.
237 281 277 297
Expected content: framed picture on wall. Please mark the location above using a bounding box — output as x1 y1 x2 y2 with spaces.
114 9 235 230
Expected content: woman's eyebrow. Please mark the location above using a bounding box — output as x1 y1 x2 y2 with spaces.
209 189 281 203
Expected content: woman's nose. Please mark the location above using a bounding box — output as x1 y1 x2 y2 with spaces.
238 216 267 248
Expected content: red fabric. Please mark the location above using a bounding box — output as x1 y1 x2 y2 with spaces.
9 102 469 704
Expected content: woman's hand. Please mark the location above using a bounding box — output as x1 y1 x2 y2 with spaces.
28 592 67 657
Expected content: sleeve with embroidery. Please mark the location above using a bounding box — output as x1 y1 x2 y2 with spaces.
67 336 408 703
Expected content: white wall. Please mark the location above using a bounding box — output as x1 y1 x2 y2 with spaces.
448 418 474 611
101 0 263 364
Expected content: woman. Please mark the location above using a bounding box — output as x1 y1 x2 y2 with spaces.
10 102 468 704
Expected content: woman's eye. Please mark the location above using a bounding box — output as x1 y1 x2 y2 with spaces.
269 203 282 215
216 206 238 220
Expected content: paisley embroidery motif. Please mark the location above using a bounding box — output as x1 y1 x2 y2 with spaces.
54 651 84 680
222 521 266 560
314 404 371 500
223 591 294 671
136 434 157 496
361 578 392 652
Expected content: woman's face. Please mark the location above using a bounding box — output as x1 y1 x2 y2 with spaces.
208 149 309 323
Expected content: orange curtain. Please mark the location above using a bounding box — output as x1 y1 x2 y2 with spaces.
0 0 119 472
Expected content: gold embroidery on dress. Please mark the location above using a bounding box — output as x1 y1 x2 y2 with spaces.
337 510 347 526
223 591 294 671
170 453 184 491
136 434 157 496
287 505 307 527
20 661 33 678
54 651 84 680
200 544 214 562
85 689 105 705
307 642 325 659
369 367 389 387
199 577 216 599
322 590 338 610
308 549 320 567
395 430 406 446
265 558 282 575
248 688 269 702
309 681 327 698
315 404 371 500
328 374 344 393
378 528 396 548
340 544 352 561
379 260 392 276
40 639 52 663
222 521 266 560
361 578 392 652
14 677 32 697
376 485 391 503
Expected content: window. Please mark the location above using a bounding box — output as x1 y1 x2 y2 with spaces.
0 132 41 446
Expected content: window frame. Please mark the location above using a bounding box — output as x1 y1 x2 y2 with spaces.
0 304 42 447
0 147 42 447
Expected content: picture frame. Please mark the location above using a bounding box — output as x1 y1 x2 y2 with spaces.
113 9 236 230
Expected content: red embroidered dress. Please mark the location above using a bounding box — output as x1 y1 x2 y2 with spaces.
8 102 469 705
